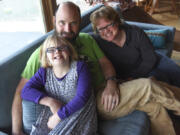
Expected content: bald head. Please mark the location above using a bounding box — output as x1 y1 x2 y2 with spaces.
56 2 81 21
54 2 81 41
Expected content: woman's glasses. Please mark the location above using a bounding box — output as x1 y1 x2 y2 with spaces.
46 45 68 53
96 22 115 33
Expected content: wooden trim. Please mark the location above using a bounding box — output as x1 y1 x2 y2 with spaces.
41 0 57 32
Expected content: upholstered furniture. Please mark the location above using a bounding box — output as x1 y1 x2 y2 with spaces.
0 4 175 134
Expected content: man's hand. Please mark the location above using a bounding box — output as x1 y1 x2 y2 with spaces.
101 80 120 112
47 113 61 129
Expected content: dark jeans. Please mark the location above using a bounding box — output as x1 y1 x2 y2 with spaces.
150 52 180 87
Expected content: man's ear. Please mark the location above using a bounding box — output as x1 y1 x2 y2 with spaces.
53 16 56 26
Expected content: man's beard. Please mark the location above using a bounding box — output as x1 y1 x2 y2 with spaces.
55 29 78 43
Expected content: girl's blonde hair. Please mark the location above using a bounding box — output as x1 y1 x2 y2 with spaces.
90 6 122 33
40 34 78 68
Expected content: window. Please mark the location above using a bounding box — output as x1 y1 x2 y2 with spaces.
0 0 45 32
0 0 45 62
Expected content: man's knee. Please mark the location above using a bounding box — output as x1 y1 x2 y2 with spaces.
22 100 43 134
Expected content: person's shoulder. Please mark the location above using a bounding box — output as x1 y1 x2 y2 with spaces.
36 67 46 76
38 67 46 73
123 23 144 37
77 60 88 69
78 32 90 36
78 32 94 40
125 23 143 32
77 60 85 66
88 32 100 40
77 32 98 46
123 23 138 30
33 46 41 55
28 46 41 61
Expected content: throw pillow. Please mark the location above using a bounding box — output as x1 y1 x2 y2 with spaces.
144 29 168 49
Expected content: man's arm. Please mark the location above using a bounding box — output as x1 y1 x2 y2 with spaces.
99 56 119 112
12 47 41 135
12 78 28 135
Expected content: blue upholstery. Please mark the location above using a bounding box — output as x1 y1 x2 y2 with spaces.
144 29 168 48
0 3 175 134
98 110 150 135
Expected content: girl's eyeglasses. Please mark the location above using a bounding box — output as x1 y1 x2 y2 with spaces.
46 45 68 53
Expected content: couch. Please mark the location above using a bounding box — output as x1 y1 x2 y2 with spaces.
0 3 175 134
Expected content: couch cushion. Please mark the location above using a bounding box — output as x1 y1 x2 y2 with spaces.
98 110 150 135
144 29 168 49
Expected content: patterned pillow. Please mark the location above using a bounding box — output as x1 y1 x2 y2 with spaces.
144 29 168 49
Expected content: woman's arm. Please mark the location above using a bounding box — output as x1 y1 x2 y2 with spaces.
131 28 158 78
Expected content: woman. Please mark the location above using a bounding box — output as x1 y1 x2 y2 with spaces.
90 6 180 135
90 6 180 88
21 34 97 135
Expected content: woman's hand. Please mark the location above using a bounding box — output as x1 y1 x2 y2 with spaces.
47 113 61 129
101 80 120 112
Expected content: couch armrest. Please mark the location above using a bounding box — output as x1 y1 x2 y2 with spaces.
0 30 54 131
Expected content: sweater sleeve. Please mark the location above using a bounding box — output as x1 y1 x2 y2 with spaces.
57 61 92 119
130 28 158 78
21 67 47 103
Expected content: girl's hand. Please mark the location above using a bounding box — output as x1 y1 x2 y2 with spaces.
47 113 61 129
48 98 62 114
39 96 62 114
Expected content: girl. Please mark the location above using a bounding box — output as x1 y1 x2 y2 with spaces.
21 34 97 135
